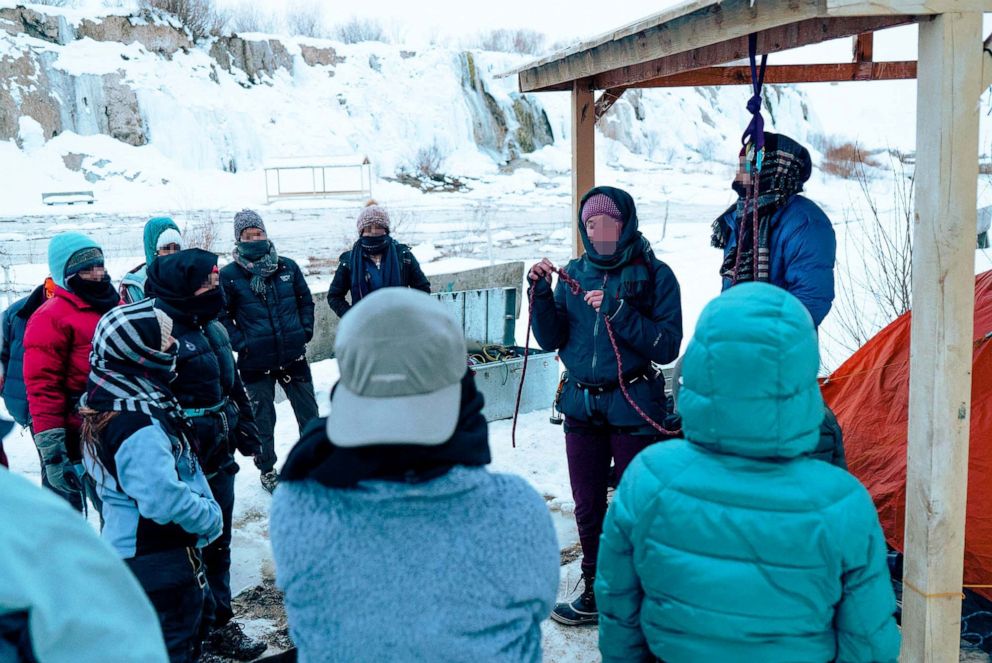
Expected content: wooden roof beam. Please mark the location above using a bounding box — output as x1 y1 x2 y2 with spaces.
518 0 941 92
588 15 919 91
637 61 917 87
595 87 629 121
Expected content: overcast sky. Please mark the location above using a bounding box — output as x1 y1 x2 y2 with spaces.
215 0 686 46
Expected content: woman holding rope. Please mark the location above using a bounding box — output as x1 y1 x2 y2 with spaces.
528 186 682 627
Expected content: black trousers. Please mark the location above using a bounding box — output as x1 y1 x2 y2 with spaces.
203 469 236 629
245 364 319 473
127 548 207 663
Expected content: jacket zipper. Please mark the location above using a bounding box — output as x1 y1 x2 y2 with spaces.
590 274 608 383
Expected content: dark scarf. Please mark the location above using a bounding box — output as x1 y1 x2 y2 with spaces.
713 132 812 284
233 240 279 299
349 235 403 306
67 274 119 313
281 371 490 488
146 249 223 325
578 186 651 300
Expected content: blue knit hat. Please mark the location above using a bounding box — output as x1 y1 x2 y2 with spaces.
48 232 103 289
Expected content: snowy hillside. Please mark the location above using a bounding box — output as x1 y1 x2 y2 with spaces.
0 1 825 217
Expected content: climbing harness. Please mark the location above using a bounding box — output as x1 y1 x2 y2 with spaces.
512 266 681 448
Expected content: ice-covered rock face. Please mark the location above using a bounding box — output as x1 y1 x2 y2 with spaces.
0 4 820 188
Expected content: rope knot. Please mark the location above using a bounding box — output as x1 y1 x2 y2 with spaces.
746 93 763 115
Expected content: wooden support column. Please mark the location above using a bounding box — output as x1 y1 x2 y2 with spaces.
571 79 595 258
903 11 982 663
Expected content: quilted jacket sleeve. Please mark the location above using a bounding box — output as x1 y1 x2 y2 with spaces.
834 485 901 662
23 307 71 434
596 453 654 663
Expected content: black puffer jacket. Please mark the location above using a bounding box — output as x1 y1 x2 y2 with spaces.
327 242 431 318
160 300 261 474
220 257 315 375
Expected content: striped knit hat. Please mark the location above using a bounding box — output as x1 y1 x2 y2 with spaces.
356 200 390 234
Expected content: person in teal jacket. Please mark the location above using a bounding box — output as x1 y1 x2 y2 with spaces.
120 217 183 304
595 283 900 663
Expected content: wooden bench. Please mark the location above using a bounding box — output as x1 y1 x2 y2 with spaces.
42 191 95 206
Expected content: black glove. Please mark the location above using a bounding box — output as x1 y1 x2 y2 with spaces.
234 419 263 458
253 444 277 473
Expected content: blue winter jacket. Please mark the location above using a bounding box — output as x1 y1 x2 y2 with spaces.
83 412 222 559
530 247 682 430
271 465 560 663
1 297 30 426
596 283 899 663
720 195 836 326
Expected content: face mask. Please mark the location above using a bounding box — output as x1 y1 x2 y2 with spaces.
361 235 389 255
186 288 224 323
68 274 118 312
237 240 273 260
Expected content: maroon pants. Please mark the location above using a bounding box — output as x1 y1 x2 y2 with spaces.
564 417 659 577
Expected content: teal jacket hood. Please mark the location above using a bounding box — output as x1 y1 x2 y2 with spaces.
679 282 824 459
143 217 180 266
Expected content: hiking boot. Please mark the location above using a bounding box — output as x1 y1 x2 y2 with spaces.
204 622 268 661
550 573 598 626
260 470 279 494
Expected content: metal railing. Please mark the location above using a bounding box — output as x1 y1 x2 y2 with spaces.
263 156 372 203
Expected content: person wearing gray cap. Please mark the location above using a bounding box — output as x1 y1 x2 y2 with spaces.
270 288 559 663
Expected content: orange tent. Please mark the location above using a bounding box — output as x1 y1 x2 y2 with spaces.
822 271 992 601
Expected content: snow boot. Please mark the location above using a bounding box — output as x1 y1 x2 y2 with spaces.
550 573 598 626
260 470 279 494
203 621 268 661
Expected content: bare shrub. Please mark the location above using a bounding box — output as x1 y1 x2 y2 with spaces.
285 0 326 38
334 17 388 44
410 142 446 178
812 134 882 179
182 213 222 252
230 3 278 33
142 0 226 41
826 154 914 355
476 28 546 55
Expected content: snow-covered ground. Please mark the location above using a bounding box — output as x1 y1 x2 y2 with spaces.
4 180 992 660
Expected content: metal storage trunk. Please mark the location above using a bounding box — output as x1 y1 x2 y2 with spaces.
434 287 559 422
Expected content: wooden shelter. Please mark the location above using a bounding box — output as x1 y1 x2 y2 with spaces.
514 1 991 659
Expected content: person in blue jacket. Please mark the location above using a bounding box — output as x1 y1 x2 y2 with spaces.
80 299 222 663
596 283 899 663
529 185 682 626
1 436 169 663
712 132 836 327
145 249 267 661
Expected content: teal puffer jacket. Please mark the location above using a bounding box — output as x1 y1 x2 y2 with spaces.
595 283 899 663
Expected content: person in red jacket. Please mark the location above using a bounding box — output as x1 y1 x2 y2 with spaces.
24 232 119 511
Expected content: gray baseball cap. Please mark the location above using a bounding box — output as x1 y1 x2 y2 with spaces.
327 288 467 447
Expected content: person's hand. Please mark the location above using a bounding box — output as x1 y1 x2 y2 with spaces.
34 428 81 494
528 258 555 283
584 290 605 312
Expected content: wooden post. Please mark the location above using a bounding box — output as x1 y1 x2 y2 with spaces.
902 11 982 662
571 79 595 258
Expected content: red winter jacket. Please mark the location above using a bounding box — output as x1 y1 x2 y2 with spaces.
23 288 103 441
